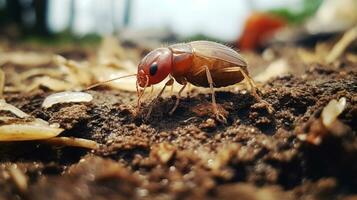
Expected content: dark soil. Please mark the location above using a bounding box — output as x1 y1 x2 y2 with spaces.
1 48 357 200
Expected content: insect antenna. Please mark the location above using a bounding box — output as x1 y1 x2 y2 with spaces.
86 74 137 90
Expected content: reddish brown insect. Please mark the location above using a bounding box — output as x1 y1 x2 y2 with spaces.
89 40 271 122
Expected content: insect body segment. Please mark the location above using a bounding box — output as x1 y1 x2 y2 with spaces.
137 48 172 87
169 43 194 85
89 41 271 122
136 40 267 122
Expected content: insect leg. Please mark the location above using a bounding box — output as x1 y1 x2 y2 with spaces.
187 83 191 97
238 68 274 113
170 83 174 96
192 67 206 76
150 85 154 94
147 85 156 100
145 77 174 120
240 70 259 99
204 66 227 123
136 76 149 115
169 80 187 115
217 67 257 94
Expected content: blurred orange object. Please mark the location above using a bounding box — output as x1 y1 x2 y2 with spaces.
238 13 286 50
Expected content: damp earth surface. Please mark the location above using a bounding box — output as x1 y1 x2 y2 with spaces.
0 43 356 200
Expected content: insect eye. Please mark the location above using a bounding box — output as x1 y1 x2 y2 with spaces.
149 63 158 76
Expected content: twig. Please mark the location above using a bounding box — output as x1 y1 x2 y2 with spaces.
8 165 28 192
326 26 357 63
44 137 100 150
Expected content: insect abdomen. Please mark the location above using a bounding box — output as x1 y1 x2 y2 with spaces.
186 55 245 88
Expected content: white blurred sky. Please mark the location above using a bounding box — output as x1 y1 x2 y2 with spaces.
48 0 303 40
